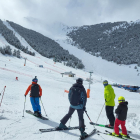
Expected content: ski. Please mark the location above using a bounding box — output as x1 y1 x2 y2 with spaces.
90 122 131 133
79 129 97 140
97 130 135 140
105 130 135 140
39 126 79 132
26 110 48 120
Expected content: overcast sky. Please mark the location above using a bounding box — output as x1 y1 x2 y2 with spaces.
0 0 140 27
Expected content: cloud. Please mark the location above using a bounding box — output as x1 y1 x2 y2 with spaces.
0 0 140 27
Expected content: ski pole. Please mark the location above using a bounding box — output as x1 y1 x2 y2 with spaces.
96 103 105 124
85 110 92 122
40 98 48 117
85 110 96 129
22 96 26 117
0 86 6 108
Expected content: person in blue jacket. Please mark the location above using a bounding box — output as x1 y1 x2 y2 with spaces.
56 78 88 138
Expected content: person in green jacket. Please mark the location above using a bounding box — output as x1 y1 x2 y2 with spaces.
103 80 116 127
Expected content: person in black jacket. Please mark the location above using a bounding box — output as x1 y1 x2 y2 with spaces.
112 96 130 138
56 78 88 138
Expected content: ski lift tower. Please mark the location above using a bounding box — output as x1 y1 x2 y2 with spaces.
87 71 93 98
89 71 93 89
24 58 27 66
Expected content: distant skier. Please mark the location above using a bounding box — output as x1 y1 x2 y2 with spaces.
103 80 116 127
112 96 130 138
24 76 42 117
56 78 88 138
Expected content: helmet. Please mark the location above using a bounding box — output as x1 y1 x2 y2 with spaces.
103 80 108 86
32 76 38 83
76 78 83 84
118 96 125 103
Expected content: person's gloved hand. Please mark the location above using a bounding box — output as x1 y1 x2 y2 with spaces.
24 95 26 97
83 106 86 111
39 96 41 98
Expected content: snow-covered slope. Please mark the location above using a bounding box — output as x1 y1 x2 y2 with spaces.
57 39 140 86
0 21 140 140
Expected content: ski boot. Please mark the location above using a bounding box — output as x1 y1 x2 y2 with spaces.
79 127 88 139
56 122 68 130
120 133 130 138
105 124 114 128
34 111 38 116
112 132 122 138
37 113 42 117
34 111 42 117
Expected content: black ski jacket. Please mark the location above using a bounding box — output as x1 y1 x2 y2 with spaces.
115 101 128 121
68 83 87 109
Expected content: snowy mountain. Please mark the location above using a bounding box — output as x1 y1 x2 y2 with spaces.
21 17 79 40
0 19 140 140
12 17 140 85
67 20 140 66
0 20 84 69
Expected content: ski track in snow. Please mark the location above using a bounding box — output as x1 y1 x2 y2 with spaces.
0 21 140 140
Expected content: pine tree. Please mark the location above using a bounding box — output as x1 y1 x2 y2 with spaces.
16 50 21 58
13 49 17 56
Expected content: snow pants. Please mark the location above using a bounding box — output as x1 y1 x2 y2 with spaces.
114 118 127 135
30 97 41 114
105 106 115 126
61 107 85 128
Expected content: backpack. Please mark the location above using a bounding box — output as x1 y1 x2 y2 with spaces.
69 87 82 106
30 84 39 97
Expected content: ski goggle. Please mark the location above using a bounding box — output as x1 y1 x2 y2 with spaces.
103 82 108 84
118 100 125 102
32 79 38 82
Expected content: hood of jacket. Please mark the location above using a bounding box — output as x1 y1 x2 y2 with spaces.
73 83 84 88
119 101 128 106
32 82 37 84
104 84 112 89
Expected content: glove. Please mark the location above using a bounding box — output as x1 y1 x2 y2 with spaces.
24 95 26 97
83 106 86 111
105 99 107 102
39 96 41 98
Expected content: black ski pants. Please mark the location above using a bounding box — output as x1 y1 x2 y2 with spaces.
105 106 115 126
61 107 85 128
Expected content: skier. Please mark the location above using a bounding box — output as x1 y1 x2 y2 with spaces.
112 96 130 138
103 80 116 128
24 76 42 117
56 78 88 138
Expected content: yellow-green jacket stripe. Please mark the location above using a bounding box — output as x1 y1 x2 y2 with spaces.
104 84 115 106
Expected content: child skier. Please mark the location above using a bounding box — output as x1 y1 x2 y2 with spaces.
112 96 130 138
24 76 42 117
